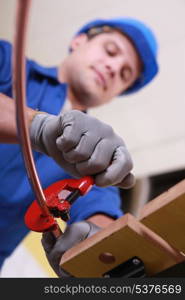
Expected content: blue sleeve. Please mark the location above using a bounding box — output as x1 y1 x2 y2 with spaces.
0 40 12 85
67 185 123 224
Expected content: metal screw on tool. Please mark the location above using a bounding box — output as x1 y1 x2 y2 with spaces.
132 258 141 265
103 274 110 278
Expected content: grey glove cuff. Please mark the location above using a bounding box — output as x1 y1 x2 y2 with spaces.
29 113 55 153
84 221 101 238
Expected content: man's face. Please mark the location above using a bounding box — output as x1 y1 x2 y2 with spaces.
63 30 142 108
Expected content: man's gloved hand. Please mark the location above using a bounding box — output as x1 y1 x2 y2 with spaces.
41 221 100 277
30 110 134 188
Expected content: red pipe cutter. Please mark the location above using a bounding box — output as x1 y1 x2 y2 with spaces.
24 176 94 233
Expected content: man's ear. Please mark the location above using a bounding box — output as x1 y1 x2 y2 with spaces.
70 34 88 51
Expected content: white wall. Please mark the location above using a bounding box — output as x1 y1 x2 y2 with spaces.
0 0 185 177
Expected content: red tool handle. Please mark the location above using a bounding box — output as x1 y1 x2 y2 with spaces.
24 176 94 232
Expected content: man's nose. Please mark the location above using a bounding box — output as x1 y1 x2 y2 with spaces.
105 58 123 78
105 65 115 78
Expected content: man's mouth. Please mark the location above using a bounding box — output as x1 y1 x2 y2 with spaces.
91 67 107 90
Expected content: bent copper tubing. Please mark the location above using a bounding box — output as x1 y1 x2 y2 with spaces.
13 0 61 237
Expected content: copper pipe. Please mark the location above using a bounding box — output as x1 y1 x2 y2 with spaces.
13 0 61 237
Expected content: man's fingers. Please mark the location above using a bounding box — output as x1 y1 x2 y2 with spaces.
48 147 81 178
94 146 133 187
75 139 115 175
61 133 99 163
56 125 82 153
57 111 88 153
116 172 135 189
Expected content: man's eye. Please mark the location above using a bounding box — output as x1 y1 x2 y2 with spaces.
105 44 117 56
106 48 116 56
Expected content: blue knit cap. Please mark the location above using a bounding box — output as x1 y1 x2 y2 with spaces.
75 18 159 95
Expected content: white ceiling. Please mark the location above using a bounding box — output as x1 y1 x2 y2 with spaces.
0 0 185 177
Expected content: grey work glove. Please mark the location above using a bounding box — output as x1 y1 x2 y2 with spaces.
30 110 134 188
41 221 100 277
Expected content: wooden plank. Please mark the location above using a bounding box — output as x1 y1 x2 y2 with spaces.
139 179 185 253
60 214 184 277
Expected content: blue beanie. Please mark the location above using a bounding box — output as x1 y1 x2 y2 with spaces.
75 18 159 95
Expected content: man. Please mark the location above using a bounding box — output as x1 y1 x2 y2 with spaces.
0 17 158 272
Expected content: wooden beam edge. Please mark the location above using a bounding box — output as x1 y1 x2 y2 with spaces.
60 213 184 267
139 179 185 220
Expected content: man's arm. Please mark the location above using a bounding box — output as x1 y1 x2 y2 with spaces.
0 94 115 228
0 93 135 189
87 214 114 227
0 93 37 143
